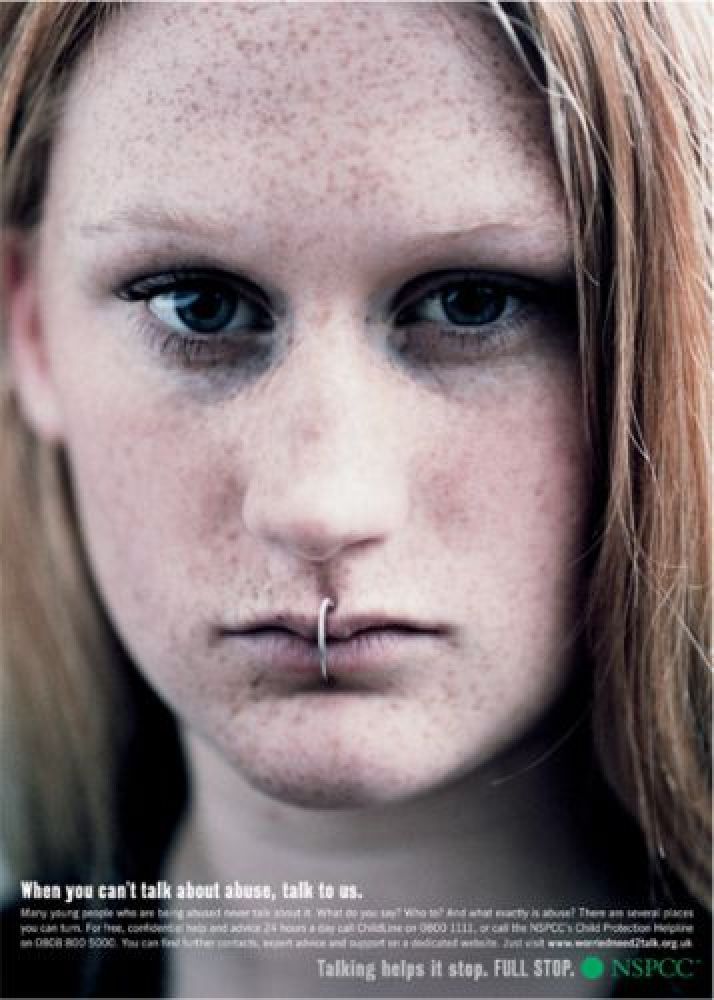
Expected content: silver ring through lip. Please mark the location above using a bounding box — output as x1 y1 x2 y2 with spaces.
318 597 335 683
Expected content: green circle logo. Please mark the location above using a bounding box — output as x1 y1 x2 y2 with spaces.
580 956 605 980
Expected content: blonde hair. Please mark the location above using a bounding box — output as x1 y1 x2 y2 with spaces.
1 2 710 902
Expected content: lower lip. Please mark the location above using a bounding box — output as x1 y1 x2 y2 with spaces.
221 629 440 675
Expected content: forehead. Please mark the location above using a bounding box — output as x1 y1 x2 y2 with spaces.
49 2 562 246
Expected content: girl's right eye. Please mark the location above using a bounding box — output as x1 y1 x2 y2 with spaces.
117 271 274 336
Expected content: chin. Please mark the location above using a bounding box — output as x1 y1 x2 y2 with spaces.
231 746 446 810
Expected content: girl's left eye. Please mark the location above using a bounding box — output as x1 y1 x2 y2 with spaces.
395 275 526 330
119 273 273 336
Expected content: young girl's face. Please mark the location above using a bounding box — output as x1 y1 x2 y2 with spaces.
14 3 588 806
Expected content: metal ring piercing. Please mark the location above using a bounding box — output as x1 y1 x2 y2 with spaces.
318 597 335 683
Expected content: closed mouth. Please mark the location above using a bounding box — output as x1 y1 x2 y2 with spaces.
216 613 446 675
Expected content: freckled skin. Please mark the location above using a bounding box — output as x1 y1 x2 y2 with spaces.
28 3 588 807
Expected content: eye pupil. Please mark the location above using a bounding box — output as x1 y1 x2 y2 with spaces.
442 285 503 326
174 285 236 333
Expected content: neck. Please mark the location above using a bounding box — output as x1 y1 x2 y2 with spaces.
164 706 638 997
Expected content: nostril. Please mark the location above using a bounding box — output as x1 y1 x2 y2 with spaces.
242 476 407 564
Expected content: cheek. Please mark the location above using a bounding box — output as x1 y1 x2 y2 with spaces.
440 398 587 575
50 344 235 684
421 366 589 658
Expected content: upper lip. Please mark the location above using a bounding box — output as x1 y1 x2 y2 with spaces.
218 611 446 642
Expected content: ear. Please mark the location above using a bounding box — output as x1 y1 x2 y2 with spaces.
2 232 65 443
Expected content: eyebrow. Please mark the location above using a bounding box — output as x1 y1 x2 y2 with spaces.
78 203 567 240
78 206 236 242
76 205 573 275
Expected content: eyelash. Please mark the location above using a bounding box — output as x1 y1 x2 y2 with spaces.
116 269 270 363
115 267 567 369
392 271 552 351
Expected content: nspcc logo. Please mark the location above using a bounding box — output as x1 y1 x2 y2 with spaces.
580 955 702 982
612 957 700 980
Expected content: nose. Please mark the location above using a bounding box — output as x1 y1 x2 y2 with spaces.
241 342 408 564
